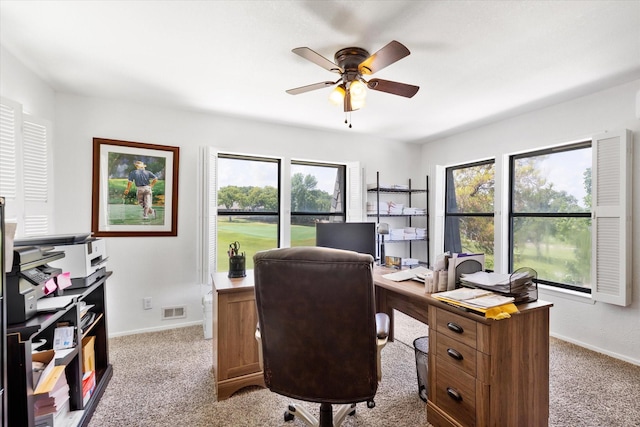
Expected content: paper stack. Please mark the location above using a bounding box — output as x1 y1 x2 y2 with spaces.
388 202 403 215
367 201 390 214
403 227 417 239
389 228 405 240
403 207 426 215
33 365 70 418
433 288 515 310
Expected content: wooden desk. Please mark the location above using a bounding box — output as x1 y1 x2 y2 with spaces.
373 266 430 340
211 271 265 400
373 266 553 426
426 296 553 426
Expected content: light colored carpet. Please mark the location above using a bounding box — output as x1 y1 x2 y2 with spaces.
88 310 640 426
88 311 429 427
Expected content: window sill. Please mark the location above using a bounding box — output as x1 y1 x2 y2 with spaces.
538 284 595 305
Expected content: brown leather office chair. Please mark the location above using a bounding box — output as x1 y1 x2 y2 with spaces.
254 246 389 427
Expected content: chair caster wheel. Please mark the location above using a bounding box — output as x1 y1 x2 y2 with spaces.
284 410 295 422
349 403 356 416
367 400 376 409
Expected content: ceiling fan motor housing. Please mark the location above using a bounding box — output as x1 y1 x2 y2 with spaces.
335 47 370 83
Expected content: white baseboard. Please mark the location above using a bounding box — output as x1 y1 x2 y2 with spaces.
108 320 203 338
550 332 640 366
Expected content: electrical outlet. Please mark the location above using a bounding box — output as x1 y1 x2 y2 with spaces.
143 297 152 310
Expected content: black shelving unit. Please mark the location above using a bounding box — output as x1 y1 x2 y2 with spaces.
367 172 430 267
7 273 113 427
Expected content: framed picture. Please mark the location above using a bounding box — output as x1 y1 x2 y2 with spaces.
92 138 179 237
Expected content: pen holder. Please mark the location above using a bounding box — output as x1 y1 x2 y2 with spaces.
228 255 246 278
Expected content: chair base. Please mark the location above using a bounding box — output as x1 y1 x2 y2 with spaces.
285 402 356 427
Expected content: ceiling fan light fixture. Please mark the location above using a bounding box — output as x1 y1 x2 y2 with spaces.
349 92 366 110
329 84 346 106
349 80 367 101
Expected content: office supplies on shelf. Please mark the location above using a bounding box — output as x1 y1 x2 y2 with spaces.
53 326 75 350
447 252 485 290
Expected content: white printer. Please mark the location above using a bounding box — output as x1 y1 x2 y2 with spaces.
49 237 108 288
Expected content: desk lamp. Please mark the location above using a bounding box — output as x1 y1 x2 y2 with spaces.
377 223 389 265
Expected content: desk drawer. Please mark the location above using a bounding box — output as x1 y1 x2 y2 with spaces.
435 358 476 427
435 332 477 377
435 307 477 349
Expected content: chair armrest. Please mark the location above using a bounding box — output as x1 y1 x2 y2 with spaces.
376 313 390 340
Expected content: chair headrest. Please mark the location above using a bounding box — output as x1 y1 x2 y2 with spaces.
254 246 374 265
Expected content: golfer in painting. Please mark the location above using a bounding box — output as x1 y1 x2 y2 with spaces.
124 160 158 220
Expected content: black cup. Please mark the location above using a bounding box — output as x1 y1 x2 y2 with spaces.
228 255 246 278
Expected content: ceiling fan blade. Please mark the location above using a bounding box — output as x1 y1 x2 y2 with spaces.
286 81 337 95
292 47 343 73
358 40 410 75
367 78 420 98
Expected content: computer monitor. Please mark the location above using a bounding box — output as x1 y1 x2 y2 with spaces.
315 222 376 258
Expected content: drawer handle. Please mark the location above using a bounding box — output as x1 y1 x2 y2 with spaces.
447 348 463 360
446 387 463 402
447 322 464 334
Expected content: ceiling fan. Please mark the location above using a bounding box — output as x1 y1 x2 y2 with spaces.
286 40 420 116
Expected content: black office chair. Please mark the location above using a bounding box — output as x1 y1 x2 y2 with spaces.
253 246 390 427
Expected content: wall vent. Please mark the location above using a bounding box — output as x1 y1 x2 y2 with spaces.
161 305 187 320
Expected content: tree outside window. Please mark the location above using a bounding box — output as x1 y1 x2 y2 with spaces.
445 161 495 269
217 155 280 270
510 142 592 292
290 162 346 247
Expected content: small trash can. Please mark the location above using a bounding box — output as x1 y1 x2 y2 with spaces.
413 336 429 402
202 293 213 340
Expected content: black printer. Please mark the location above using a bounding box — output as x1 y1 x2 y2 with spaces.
6 246 64 324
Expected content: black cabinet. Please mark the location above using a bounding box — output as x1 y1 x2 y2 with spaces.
7 273 112 427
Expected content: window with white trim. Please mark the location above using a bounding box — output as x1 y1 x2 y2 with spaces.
197 148 363 283
508 131 632 305
509 142 592 292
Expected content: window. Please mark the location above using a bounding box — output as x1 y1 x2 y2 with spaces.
509 142 592 292
216 154 280 271
444 160 495 269
290 161 346 247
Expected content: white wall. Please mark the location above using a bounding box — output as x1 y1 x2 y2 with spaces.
419 79 640 364
0 46 55 120
52 93 422 336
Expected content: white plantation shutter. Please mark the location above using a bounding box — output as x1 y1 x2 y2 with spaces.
198 146 218 284
591 130 633 306
0 100 19 201
22 117 50 236
346 161 363 222
0 98 52 237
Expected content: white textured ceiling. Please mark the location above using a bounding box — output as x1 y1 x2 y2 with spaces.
1 1 639 142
